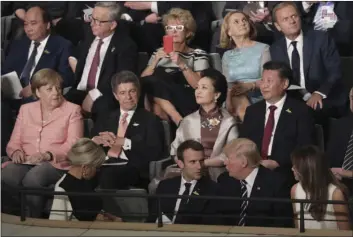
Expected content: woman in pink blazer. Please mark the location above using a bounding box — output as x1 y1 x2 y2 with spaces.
2 69 83 218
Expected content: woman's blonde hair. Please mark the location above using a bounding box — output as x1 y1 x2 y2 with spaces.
162 8 197 43
31 68 63 99
68 138 106 167
219 11 257 49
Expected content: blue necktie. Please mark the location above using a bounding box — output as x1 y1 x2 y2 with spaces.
20 41 41 87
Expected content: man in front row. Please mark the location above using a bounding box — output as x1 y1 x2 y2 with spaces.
240 61 315 187
91 71 164 189
148 140 217 225
216 138 294 228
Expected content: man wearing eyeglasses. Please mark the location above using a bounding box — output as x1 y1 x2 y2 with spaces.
65 2 138 119
327 87 353 195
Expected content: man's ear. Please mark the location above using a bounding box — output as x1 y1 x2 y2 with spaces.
274 22 281 32
113 92 119 101
176 159 184 169
110 20 118 31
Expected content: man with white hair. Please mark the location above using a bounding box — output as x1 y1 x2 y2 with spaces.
65 2 138 118
215 138 293 227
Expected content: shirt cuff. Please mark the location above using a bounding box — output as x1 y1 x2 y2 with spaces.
313 91 327 99
88 88 103 102
151 2 158 14
302 2 313 13
121 13 133 21
303 92 312 102
123 138 132 151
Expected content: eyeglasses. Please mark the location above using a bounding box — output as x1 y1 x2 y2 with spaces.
90 16 113 25
165 25 185 32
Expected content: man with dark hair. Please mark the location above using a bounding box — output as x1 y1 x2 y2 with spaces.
65 2 138 118
240 61 315 187
270 2 347 123
148 140 217 225
91 71 164 189
2 5 74 104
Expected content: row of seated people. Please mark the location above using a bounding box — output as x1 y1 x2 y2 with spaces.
211 1 353 57
1 60 353 223
49 137 352 230
1 2 350 130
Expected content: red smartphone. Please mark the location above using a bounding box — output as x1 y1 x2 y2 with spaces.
163 35 173 54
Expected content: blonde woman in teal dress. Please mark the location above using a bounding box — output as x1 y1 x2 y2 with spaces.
220 11 271 121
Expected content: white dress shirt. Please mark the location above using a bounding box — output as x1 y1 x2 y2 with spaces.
77 33 114 101
265 94 287 156
171 176 197 223
121 2 158 22
302 1 337 30
119 109 134 160
285 32 326 100
26 34 50 78
243 167 259 197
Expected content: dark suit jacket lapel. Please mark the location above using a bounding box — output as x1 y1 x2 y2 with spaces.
278 37 290 67
125 108 143 139
256 101 267 148
247 167 267 218
97 32 117 87
35 35 55 72
107 109 121 133
272 97 291 153
303 30 313 84
18 38 32 76
186 178 207 213
163 177 182 220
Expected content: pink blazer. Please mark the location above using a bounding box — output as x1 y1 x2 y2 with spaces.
6 100 83 170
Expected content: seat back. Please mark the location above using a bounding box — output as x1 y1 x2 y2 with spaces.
209 53 222 72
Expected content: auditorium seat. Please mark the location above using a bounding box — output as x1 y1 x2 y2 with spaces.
341 57 353 89
209 53 222 72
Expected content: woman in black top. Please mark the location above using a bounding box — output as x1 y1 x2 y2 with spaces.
49 138 106 221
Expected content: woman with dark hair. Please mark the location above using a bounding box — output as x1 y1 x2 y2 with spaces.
220 11 271 121
170 68 238 181
291 145 351 230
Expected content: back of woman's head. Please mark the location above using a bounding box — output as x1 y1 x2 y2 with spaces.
291 145 346 221
200 68 228 106
68 138 106 167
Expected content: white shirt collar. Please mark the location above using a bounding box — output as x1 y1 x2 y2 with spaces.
181 175 197 187
266 93 287 110
33 34 50 48
244 167 259 190
95 32 114 44
285 31 304 49
120 109 135 118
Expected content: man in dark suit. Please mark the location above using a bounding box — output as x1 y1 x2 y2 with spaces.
215 138 293 227
270 2 347 122
91 71 164 189
327 87 353 195
147 140 217 225
240 61 315 187
65 2 138 117
2 6 74 102
295 1 353 57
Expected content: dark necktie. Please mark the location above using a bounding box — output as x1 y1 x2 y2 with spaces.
342 130 353 170
175 182 192 223
20 41 41 87
238 180 248 226
291 41 301 86
261 105 277 159
87 39 103 90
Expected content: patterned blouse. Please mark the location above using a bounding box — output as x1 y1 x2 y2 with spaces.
147 48 210 73
200 107 223 159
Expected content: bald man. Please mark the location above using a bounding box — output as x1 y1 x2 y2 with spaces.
214 138 293 227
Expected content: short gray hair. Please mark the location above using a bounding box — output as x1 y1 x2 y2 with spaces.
111 71 140 93
95 2 121 21
68 138 106 167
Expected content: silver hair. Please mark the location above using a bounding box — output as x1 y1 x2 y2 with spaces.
95 2 121 21
68 138 106 167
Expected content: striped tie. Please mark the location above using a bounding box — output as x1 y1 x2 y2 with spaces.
238 180 248 226
342 130 353 171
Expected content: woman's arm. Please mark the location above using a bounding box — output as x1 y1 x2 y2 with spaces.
141 49 167 77
332 188 351 230
49 106 84 163
290 184 299 229
6 106 24 158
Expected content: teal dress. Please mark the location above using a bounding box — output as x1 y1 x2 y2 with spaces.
222 42 271 103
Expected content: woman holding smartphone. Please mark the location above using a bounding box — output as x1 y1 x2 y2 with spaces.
141 8 210 126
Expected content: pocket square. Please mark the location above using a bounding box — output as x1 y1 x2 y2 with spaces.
133 123 139 126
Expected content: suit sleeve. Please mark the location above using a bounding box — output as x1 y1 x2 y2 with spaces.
6 105 24 158
128 115 165 169
58 40 75 88
318 32 342 97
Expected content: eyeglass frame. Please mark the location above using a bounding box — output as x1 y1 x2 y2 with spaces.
165 25 185 32
90 15 114 25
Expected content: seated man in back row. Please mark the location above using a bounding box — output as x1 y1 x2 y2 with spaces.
91 71 165 189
